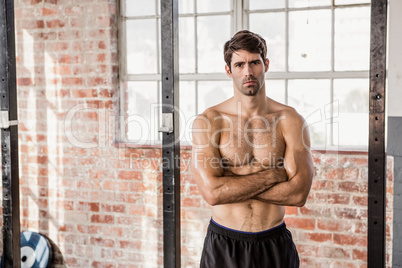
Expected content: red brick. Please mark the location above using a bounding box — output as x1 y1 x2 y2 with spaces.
338 181 368 193
102 226 123 237
322 168 342 180
61 77 84 86
18 78 33 86
333 234 367 247
103 180 130 191
284 217 315 230
353 195 368 206
315 193 350 205
76 202 100 212
91 214 114 224
299 206 331 217
97 16 113 27
182 197 201 207
42 7 58 16
117 170 142 180
21 19 45 29
72 89 98 98
87 76 109 86
58 54 82 64
65 6 83 16
99 41 107 49
30 0 42 5
144 149 162 158
127 205 146 216
77 225 102 234
341 167 360 180
101 204 126 213
90 237 115 248
33 31 57 40
341 156 368 166
353 248 367 262
70 17 84 28
116 193 143 204
54 65 71 75
92 261 115 268
304 232 332 242
46 19 67 28
316 246 350 259
119 240 141 250
317 219 351 232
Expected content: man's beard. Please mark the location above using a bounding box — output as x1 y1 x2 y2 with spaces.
240 79 260 96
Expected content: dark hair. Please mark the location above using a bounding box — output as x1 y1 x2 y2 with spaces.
223 30 267 71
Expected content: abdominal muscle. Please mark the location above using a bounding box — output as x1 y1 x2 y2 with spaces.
211 162 285 232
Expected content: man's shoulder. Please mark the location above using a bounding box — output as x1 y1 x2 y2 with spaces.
268 98 301 120
192 106 224 132
266 100 306 130
195 107 221 122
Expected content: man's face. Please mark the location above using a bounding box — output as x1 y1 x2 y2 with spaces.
225 49 269 96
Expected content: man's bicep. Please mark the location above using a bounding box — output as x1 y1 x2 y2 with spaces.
282 112 313 180
191 114 225 195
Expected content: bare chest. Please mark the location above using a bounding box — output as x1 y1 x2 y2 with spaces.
218 114 286 167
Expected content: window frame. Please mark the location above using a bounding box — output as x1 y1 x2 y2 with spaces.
118 0 371 150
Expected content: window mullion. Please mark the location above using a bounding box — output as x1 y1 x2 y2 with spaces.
285 0 289 104
194 0 198 74
236 0 246 31
330 3 335 147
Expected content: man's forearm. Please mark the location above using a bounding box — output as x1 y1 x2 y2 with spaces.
253 174 311 207
205 167 286 206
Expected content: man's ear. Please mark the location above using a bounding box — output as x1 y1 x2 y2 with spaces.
265 58 270 72
225 65 232 77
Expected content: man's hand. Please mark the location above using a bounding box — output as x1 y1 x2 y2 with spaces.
223 164 288 188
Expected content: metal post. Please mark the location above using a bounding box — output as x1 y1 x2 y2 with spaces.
368 0 387 267
1 0 20 267
160 0 180 267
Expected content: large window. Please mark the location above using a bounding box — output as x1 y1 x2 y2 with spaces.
119 0 371 150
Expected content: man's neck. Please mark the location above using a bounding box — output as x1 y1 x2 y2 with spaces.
233 88 268 117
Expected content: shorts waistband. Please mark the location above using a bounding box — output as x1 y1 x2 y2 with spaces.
208 219 287 242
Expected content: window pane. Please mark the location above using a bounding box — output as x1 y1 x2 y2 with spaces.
288 79 331 148
197 81 233 113
334 79 368 148
180 81 196 145
126 82 158 144
334 7 370 71
289 0 331 8
197 0 231 13
335 0 370 5
179 0 194 14
179 17 195 73
249 12 286 72
126 19 157 74
266 79 286 104
125 0 156 17
249 0 285 10
289 10 331 71
197 15 231 73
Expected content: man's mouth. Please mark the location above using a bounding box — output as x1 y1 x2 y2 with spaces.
244 80 256 86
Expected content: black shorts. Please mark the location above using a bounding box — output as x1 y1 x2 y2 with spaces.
200 219 299 268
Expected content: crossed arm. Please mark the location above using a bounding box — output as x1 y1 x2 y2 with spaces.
253 113 314 206
191 109 314 207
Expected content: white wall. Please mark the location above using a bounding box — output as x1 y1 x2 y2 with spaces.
387 0 402 117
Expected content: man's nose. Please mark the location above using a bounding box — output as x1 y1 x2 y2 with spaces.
244 64 253 77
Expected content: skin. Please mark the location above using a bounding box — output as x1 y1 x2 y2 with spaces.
191 49 314 232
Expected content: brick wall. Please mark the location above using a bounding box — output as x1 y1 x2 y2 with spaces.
0 0 394 267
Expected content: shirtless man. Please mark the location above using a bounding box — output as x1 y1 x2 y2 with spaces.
191 30 314 268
